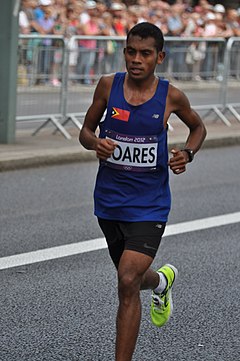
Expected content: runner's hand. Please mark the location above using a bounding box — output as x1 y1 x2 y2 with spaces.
95 138 117 160
168 148 188 175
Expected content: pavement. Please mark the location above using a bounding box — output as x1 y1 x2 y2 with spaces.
1 114 240 172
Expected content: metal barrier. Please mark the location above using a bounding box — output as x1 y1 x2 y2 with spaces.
194 36 240 127
220 37 240 123
16 35 240 138
161 37 232 127
17 34 74 138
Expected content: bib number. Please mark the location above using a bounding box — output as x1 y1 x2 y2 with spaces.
104 130 158 172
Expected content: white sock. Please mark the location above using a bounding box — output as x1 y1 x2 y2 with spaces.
153 272 167 294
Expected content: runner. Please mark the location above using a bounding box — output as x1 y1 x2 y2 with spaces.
79 22 206 361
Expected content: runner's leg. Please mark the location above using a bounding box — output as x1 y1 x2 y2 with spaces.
115 250 154 361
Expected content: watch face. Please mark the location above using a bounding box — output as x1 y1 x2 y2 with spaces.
186 149 194 162
183 149 194 162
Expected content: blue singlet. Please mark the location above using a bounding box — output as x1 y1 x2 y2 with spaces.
94 72 171 222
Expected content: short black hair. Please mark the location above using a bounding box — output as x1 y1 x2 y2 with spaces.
127 22 164 52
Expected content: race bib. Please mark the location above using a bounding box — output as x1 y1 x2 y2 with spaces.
104 129 158 172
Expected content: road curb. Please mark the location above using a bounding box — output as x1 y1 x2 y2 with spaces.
0 150 96 172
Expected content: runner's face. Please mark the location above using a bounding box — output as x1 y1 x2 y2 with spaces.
124 35 164 80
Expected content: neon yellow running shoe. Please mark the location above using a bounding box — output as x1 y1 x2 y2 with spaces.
150 264 178 327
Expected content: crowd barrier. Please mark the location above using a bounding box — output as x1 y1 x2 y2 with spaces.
17 35 240 138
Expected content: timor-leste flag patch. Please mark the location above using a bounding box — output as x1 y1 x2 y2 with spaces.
111 107 130 122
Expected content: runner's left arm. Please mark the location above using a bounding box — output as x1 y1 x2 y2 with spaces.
167 85 207 174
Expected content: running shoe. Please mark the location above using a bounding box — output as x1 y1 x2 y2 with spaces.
150 264 178 327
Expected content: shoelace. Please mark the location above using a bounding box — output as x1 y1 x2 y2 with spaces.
152 294 165 313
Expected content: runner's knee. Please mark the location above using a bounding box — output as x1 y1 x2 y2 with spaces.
118 271 141 299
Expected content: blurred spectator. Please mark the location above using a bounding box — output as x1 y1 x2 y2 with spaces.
184 10 206 80
34 0 52 20
35 4 55 84
124 7 139 31
99 12 118 73
18 0 240 85
225 7 240 77
185 40 206 80
19 9 30 35
51 11 66 86
19 0 240 40
20 0 45 34
225 8 240 36
110 3 128 35
212 4 232 38
167 3 186 36
51 0 67 23
202 12 218 37
77 1 101 84
167 4 186 78
65 5 81 82
96 0 108 18
213 4 225 15
194 0 213 16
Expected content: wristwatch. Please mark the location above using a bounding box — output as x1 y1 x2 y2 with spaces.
182 148 194 163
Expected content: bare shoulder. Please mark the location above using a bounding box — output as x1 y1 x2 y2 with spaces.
167 83 191 112
98 73 115 86
168 83 183 98
84 74 115 125
94 73 115 100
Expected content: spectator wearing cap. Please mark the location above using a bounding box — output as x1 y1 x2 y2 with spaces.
213 4 225 15
110 3 127 36
213 4 225 23
34 0 53 20
77 1 101 84
203 12 218 37
213 4 232 38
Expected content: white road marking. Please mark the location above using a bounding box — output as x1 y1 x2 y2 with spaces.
1 212 240 271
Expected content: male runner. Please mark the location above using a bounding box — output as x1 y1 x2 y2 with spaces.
79 22 206 361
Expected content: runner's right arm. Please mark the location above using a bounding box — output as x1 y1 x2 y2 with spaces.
79 75 117 160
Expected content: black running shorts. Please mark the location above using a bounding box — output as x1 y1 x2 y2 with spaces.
98 218 166 268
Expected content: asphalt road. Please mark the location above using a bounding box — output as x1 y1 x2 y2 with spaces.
0 145 240 361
